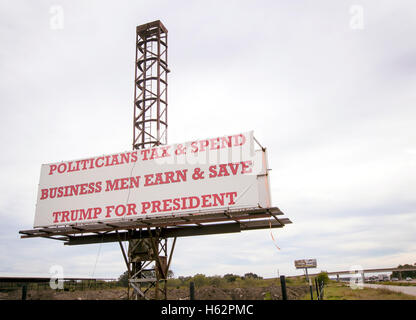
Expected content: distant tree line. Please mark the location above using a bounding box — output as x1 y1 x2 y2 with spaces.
117 271 264 288
391 264 416 279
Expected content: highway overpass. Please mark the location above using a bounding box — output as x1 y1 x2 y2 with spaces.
288 266 416 280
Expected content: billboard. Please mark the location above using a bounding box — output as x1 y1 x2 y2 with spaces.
294 259 317 269
34 131 272 227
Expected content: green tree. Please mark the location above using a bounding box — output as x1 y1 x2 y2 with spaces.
391 264 416 279
118 271 129 287
316 272 330 285
167 270 174 279
224 274 240 282
193 273 207 288
244 272 262 279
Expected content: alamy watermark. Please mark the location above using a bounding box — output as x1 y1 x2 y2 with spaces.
50 5 64 30
349 265 364 290
349 5 364 30
49 264 64 289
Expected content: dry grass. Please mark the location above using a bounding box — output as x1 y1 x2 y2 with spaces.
313 282 416 300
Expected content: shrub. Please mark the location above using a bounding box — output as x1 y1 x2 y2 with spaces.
244 272 262 280
208 276 224 288
118 271 129 287
193 274 208 288
316 272 330 285
224 274 240 283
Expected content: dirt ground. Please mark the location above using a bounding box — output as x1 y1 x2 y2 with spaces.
168 285 309 300
1 285 309 300
0 288 128 300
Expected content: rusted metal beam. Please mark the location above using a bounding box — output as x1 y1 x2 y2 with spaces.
64 219 290 246
166 237 177 273
116 230 130 274
65 223 240 245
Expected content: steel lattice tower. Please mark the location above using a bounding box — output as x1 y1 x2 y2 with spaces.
133 20 169 149
129 20 172 300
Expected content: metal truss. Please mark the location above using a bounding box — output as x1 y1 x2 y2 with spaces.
116 228 176 300
133 20 169 150
130 20 170 300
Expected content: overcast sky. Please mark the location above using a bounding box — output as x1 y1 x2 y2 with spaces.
0 0 415 279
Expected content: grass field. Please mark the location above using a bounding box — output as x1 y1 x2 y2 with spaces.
370 281 416 287
3 276 415 300
301 281 416 300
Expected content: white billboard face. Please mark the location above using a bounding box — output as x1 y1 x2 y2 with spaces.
34 131 271 227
